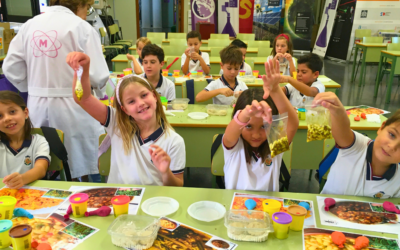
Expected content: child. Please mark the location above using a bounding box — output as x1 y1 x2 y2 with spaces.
127 37 151 75
140 44 175 101
66 52 185 186
219 39 252 76
222 60 299 191
280 53 325 108
268 34 296 76
181 31 210 75
196 45 248 105
316 93 400 198
0 91 50 189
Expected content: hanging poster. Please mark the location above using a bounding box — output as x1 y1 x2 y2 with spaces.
191 0 218 33
313 0 339 57
253 0 283 41
283 0 318 51
239 0 255 34
218 0 240 37
325 0 357 60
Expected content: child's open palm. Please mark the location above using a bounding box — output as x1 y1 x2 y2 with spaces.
262 59 281 99
149 145 171 174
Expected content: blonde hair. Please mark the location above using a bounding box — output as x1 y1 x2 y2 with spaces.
136 37 151 47
113 76 172 154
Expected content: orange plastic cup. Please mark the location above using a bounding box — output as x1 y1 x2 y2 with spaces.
111 195 130 217
69 193 89 218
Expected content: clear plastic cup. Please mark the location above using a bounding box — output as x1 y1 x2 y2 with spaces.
9 225 32 250
272 212 292 240
111 195 130 217
69 193 89 218
0 220 13 248
0 196 17 220
262 199 282 219
287 205 307 231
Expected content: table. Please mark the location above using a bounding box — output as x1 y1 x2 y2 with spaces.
374 50 400 104
210 57 268 75
167 105 385 170
3 180 398 250
351 42 387 87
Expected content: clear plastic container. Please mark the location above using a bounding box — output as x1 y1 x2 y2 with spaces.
206 104 229 116
238 75 256 83
224 210 273 242
107 214 160 249
171 98 190 110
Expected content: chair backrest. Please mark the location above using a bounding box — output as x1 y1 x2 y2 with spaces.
354 29 371 39
392 37 400 43
162 45 185 57
182 80 213 104
31 128 64 172
99 27 107 38
248 40 270 49
168 33 186 39
99 134 111 178
210 34 229 39
236 33 255 41
147 32 166 40
165 57 182 72
245 58 254 71
108 24 118 36
168 39 188 48
211 134 224 176
362 36 383 43
388 43 400 51
211 47 225 57
208 39 231 48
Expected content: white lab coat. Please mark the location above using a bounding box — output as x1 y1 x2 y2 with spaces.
3 6 109 178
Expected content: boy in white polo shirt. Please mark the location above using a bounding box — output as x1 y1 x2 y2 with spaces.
280 53 325 108
181 31 210 75
220 39 252 76
196 46 248 105
140 44 176 101
316 92 400 198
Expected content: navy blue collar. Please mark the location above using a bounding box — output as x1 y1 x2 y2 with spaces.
366 141 397 181
138 57 143 65
252 151 260 162
144 73 163 89
241 60 245 70
192 50 202 63
0 137 32 156
220 75 238 91
136 121 165 146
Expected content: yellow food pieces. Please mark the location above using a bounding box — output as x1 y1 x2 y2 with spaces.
269 137 289 158
75 80 83 101
0 188 63 210
307 124 333 142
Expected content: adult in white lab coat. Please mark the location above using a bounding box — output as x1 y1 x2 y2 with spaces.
3 0 109 180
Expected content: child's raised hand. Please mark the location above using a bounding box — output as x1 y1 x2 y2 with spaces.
262 59 281 99
242 100 272 123
3 173 24 189
66 52 90 71
220 88 234 97
313 92 345 116
149 145 171 174
126 54 134 61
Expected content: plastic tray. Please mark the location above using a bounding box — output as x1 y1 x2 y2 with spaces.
206 104 229 116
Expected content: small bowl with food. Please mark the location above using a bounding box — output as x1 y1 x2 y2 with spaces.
171 98 190 110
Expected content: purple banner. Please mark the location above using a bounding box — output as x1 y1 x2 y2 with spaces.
191 0 218 32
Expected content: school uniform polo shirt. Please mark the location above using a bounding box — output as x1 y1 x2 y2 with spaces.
103 106 185 185
222 136 282 191
204 75 248 105
0 134 51 178
284 79 325 108
181 51 210 73
321 131 400 198
219 62 253 76
141 73 176 101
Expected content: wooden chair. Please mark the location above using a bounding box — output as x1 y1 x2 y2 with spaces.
362 37 383 43
236 33 255 42
208 39 231 48
162 45 185 57
210 34 229 40
350 29 371 60
99 27 123 60
168 33 186 39
168 39 187 48
31 128 68 181
112 23 133 44
108 25 131 53
245 58 254 71
98 134 111 183
377 43 400 86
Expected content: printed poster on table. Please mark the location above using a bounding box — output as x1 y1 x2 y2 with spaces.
346 105 390 116
312 0 339 57
0 186 73 218
126 217 238 250
56 186 145 215
231 192 317 227
191 0 218 33
239 0 255 34
253 0 283 41
12 213 99 250
218 0 240 37
316 196 400 234
303 227 400 250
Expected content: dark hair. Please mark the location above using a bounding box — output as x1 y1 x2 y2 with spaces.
141 44 165 63
232 89 278 164
231 39 248 49
383 110 400 129
0 91 32 141
186 31 202 41
50 0 94 13
220 45 243 66
271 33 293 57
297 53 323 73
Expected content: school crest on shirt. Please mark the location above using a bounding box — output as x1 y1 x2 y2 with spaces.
265 155 273 166
373 191 390 199
24 156 32 166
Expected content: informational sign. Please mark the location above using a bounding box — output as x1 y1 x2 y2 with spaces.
191 0 218 33
295 12 311 34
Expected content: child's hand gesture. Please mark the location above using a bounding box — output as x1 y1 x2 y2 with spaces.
126 54 134 61
262 59 281 99
149 145 171 174
241 100 272 123
220 88 234 97
3 173 24 189
284 53 292 60
274 53 284 60
66 52 90 71
313 92 345 116
191 52 201 60
185 48 191 57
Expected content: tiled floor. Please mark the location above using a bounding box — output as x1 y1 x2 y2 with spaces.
184 56 400 194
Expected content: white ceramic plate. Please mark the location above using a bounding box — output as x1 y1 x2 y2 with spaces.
319 78 331 82
188 112 209 120
141 197 179 217
187 201 226 222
